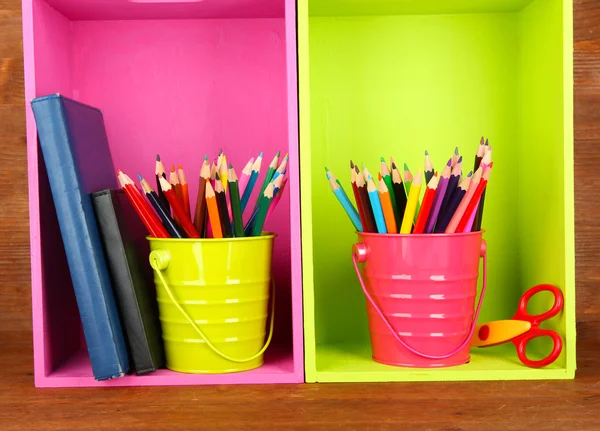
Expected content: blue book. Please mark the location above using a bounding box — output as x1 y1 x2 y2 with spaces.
31 94 129 381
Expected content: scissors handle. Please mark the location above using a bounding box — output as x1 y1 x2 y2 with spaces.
513 284 564 326
513 329 563 368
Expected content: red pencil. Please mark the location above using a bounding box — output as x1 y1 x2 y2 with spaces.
177 164 191 219
456 163 493 233
159 177 200 238
413 173 439 234
117 170 169 238
350 161 368 231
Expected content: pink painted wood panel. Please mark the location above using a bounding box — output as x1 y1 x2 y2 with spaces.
23 0 303 387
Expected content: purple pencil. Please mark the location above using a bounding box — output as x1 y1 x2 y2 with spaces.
436 155 462 231
424 158 452 233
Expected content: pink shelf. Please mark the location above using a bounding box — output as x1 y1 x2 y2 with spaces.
44 348 295 387
23 0 303 387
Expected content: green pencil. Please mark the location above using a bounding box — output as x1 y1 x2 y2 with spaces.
228 165 245 237
250 182 275 237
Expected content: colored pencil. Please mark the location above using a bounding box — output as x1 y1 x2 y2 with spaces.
238 157 254 197
219 154 228 191
424 150 434 185
193 157 210 237
350 161 368 230
452 146 459 168
250 183 275 237
155 154 170 213
245 173 285 234
325 167 344 190
177 164 191 219
457 163 493 233
159 177 199 238
118 170 169 238
474 137 485 171
266 177 287 221
391 161 408 223
414 174 439 234
241 153 262 213
355 172 377 233
424 159 452 233
378 179 397 234
228 165 245 238
215 176 232 238
437 155 462 228
273 153 289 182
473 145 492 231
445 167 483 234
257 151 279 200
139 174 184 238
381 158 398 227
169 165 182 224
403 162 420 222
205 181 223 239
435 171 472 233
400 170 422 234
367 177 387 234
329 176 363 231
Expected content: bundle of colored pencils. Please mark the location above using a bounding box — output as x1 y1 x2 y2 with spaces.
327 138 493 235
117 150 288 239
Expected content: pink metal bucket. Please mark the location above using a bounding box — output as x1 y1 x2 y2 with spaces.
352 231 487 368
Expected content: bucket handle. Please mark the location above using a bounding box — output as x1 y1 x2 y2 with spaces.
150 250 275 364
352 240 488 360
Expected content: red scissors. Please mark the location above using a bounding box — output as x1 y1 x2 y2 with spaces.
470 284 564 368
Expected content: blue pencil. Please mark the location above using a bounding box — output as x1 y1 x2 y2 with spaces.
328 177 362 231
240 153 262 213
366 176 387 233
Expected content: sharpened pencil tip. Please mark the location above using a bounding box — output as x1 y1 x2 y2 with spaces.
485 139 489 146
156 154 161 161
170 165 175 172
380 157 385 162
219 148 223 155
204 154 208 161
391 161 397 170
215 173 220 181
137 173 143 181
404 162 409 171
480 137 485 145
425 150 429 156
467 171 473 177
229 163 233 169
116 168 123 175
446 159 452 166
350 160 354 169
276 150 280 157
178 163 182 169
454 147 459 155
458 156 463 163
259 152 264 158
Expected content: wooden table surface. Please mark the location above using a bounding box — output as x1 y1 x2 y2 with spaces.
2 1 600 429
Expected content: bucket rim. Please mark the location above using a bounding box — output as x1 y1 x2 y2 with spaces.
147 232 277 243
355 230 485 238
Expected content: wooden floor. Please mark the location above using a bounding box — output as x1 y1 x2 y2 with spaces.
2 1 600 429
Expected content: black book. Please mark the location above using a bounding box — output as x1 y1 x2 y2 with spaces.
91 189 165 375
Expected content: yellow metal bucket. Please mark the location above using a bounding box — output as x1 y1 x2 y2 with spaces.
148 235 275 374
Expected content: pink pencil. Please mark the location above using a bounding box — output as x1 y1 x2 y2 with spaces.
238 157 255 197
445 167 483 233
266 177 288 221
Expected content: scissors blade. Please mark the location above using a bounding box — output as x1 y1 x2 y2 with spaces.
471 320 532 348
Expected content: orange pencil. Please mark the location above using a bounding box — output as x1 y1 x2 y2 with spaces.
117 170 169 238
205 181 223 239
193 157 210 236
159 177 200 238
177 164 191 219
413 173 440 234
378 179 397 234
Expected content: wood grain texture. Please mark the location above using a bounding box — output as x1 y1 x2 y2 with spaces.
0 0 599 429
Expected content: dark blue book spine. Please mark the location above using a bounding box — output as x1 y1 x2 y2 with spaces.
31 94 129 380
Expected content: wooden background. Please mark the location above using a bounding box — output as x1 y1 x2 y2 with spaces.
1 1 600 429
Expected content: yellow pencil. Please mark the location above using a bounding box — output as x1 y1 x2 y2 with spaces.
400 169 422 234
